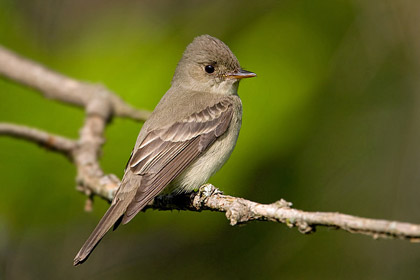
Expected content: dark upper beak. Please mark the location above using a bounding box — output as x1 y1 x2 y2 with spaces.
226 69 257 79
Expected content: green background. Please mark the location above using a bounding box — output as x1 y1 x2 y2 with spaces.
1 0 420 279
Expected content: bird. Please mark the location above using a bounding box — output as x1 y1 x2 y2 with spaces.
73 34 256 265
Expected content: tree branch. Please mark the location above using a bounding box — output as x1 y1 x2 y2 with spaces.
148 184 420 242
0 45 147 208
0 45 150 121
1 44 420 241
0 122 76 156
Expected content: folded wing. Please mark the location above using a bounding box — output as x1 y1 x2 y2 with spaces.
123 98 234 223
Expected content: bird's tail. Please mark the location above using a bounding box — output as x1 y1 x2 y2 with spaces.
73 201 126 266
74 172 141 266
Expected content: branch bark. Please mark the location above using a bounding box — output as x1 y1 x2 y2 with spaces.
1 44 420 242
148 184 420 242
0 123 76 156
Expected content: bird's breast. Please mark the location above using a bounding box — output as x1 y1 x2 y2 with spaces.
169 100 242 193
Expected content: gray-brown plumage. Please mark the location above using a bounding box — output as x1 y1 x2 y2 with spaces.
73 34 255 266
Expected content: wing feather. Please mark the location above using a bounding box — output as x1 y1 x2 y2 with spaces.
130 100 233 175
122 137 202 222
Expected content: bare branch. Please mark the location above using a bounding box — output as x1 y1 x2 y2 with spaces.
0 122 76 155
73 113 119 202
1 44 420 243
0 45 150 121
147 185 420 242
0 44 149 204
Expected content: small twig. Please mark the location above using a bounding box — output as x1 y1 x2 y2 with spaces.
0 122 76 156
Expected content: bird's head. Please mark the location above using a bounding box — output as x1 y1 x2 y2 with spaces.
172 35 256 95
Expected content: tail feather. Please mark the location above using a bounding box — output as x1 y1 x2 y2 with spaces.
73 201 126 266
74 173 141 266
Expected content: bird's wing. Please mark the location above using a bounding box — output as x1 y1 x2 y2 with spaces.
73 97 234 266
122 98 234 223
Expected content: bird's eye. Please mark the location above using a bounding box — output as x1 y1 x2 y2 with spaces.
205 65 215 74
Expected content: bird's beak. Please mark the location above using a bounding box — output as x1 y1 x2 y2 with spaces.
226 69 257 79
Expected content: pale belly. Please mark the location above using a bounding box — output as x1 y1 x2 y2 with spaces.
168 110 242 194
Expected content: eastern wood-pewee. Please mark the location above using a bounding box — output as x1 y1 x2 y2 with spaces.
74 34 255 265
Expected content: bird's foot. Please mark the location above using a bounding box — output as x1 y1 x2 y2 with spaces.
192 184 223 209
199 183 223 197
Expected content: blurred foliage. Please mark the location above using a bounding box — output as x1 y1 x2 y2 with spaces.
1 0 420 279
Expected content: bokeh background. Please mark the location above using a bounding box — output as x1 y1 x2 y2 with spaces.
1 0 420 279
